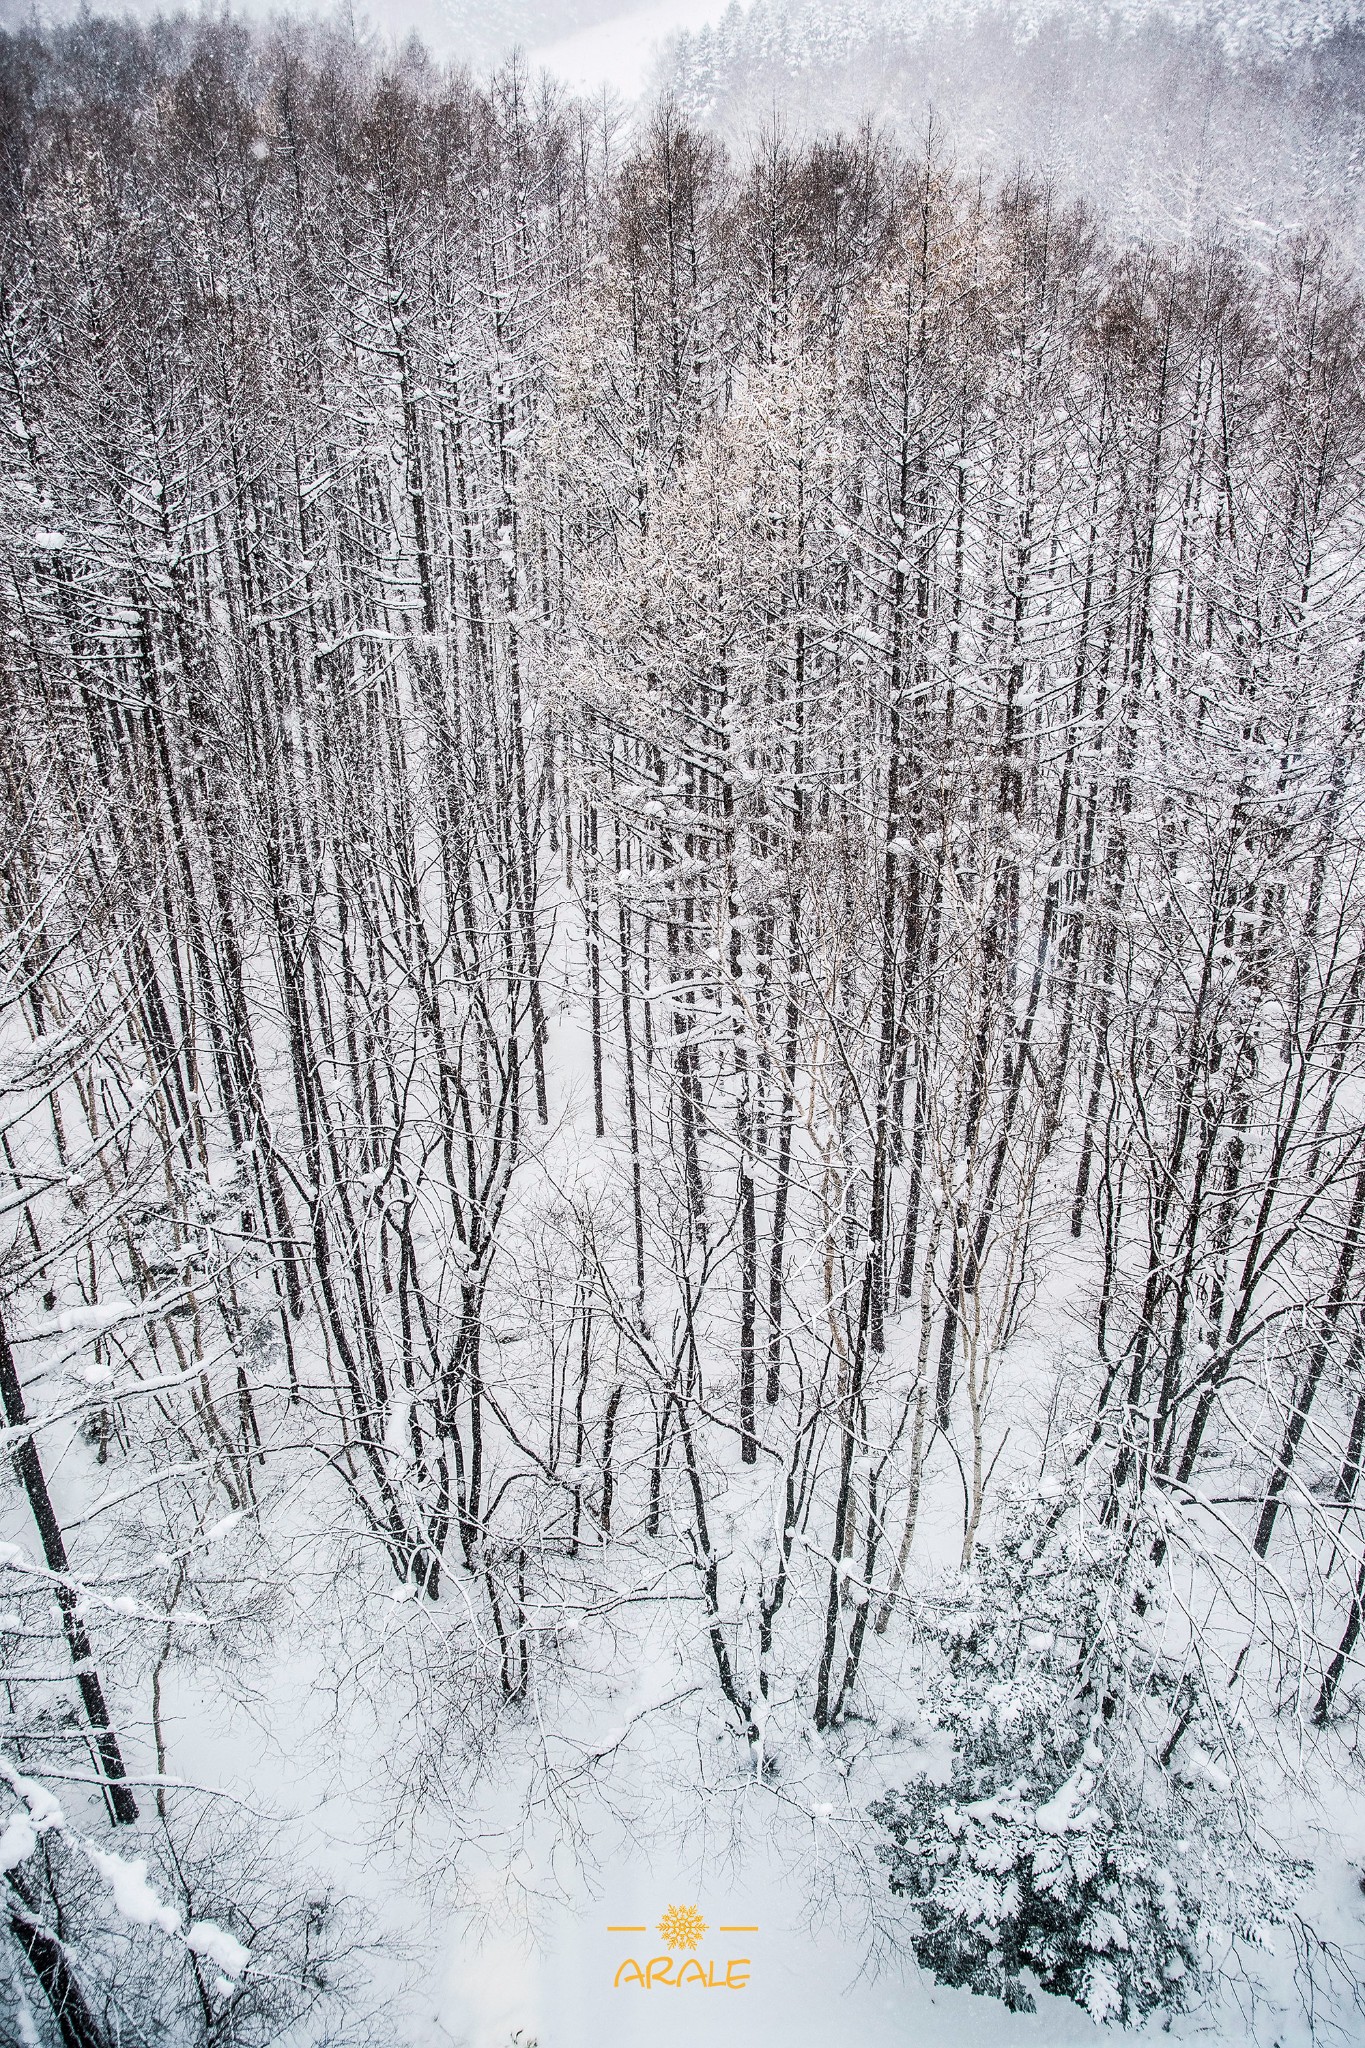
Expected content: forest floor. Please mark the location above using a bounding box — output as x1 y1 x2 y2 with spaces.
148 1441 1365 2048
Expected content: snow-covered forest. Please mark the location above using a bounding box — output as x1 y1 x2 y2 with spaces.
3 13 1365 2044
662 0 1365 259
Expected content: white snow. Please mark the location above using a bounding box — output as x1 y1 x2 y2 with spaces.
0 1816 36 1870
530 0 749 97
55 1299 138 1334
84 1845 183 1935
186 1919 251 1979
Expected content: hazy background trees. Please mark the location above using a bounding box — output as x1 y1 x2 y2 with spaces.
664 0 1365 263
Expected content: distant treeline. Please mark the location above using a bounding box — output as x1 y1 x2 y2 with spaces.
663 0 1365 261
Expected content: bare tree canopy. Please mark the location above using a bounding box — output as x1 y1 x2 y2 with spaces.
1 13 1364 2043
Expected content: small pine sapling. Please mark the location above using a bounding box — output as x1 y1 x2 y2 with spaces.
870 1488 1304 2024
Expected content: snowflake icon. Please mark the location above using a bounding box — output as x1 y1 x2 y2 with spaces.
656 1903 708 1951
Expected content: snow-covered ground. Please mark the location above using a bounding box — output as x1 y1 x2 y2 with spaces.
160 1490 1361 2048
444 1842 1112 2048
529 0 745 98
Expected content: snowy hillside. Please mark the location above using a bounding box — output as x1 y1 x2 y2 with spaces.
659 0 1365 257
